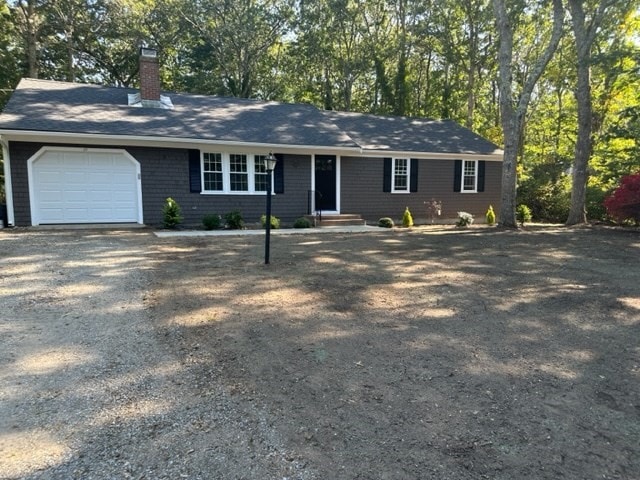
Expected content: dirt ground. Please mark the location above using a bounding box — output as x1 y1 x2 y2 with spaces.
1 225 639 479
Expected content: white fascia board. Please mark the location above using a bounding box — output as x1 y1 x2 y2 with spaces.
0 135 15 226
358 149 504 161
0 129 504 160
0 130 362 156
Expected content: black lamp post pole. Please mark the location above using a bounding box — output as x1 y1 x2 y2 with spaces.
265 168 273 264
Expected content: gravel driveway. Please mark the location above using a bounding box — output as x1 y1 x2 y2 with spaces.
2 226 639 480
0 229 308 480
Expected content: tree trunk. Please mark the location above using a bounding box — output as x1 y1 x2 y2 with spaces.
566 0 604 225
464 0 477 129
394 0 407 116
567 58 591 224
494 0 517 227
23 0 39 78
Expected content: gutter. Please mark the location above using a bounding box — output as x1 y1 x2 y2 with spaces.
359 149 504 162
0 129 363 156
0 135 14 227
0 129 506 161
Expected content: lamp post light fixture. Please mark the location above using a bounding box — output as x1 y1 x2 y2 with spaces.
264 152 277 264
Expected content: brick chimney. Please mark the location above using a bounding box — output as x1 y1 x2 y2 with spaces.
139 47 160 102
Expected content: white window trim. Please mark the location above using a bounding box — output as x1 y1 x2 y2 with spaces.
201 152 271 195
461 159 478 193
391 157 411 194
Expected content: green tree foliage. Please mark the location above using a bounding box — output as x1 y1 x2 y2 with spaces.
176 0 293 98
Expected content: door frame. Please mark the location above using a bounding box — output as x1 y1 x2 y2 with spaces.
27 146 143 226
310 154 340 214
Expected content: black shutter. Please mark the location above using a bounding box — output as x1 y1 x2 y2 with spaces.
477 160 486 192
410 159 419 192
273 154 284 194
453 159 462 192
188 149 201 193
383 158 392 192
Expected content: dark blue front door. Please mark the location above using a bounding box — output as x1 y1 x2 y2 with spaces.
315 155 336 211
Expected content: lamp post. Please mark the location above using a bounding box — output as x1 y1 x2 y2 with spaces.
264 152 277 264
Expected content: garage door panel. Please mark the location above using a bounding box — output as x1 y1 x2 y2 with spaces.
32 149 141 224
39 208 65 222
89 190 112 202
40 190 64 202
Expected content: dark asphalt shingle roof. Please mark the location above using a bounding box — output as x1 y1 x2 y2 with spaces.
325 111 502 155
0 79 357 148
0 78 502 156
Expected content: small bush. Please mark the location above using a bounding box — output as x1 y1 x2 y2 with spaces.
456 211 474 227
486 205 496 225
293 217 312 228
378 217 394 228
402 207 414 228
260 214 281 229
202 214 222 230
224 210 244 229
162 197 183 229
516 204 533 226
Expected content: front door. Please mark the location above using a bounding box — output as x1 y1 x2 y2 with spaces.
314 155 337 211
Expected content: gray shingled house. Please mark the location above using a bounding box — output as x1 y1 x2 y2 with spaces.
0 50 502 228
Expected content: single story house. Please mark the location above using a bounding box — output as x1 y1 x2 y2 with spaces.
0 49 503 228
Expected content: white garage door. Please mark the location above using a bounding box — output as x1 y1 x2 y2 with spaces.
30 148 142 225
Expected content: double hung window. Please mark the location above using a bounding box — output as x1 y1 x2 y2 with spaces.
202 152 272 194
392 158 410 193
462 160 478 193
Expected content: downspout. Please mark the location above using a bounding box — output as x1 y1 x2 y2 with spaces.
0 136 14 227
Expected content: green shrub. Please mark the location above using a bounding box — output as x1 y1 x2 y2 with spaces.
202 214 222 230
224 210 244 229
518 172 571 222
378 217 394 228
260 214 281 229
402 207 414 228
516 204 533 226
162 197 183 229
456 211 474 227
293 217 312 228
586 185 610 221
486 205 496 225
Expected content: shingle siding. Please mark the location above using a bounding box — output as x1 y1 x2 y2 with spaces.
138 149 311 226
341 156 501 223
9 142 40 226
8 142 311 226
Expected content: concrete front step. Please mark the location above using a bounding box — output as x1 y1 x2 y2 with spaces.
304 214 366 227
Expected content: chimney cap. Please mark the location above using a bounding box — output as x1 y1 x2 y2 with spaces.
140 47 158 58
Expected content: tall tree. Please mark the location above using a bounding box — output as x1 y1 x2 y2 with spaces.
178 0 292 98
493 0 564 227
0 0 21 105
565 0 628 225
11 0 46 78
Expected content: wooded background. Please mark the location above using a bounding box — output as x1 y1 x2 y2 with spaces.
1 0 638 225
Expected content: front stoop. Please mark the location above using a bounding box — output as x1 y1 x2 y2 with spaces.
304 214 366 227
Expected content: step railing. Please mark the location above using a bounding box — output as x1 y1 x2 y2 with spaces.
307 190 322 224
